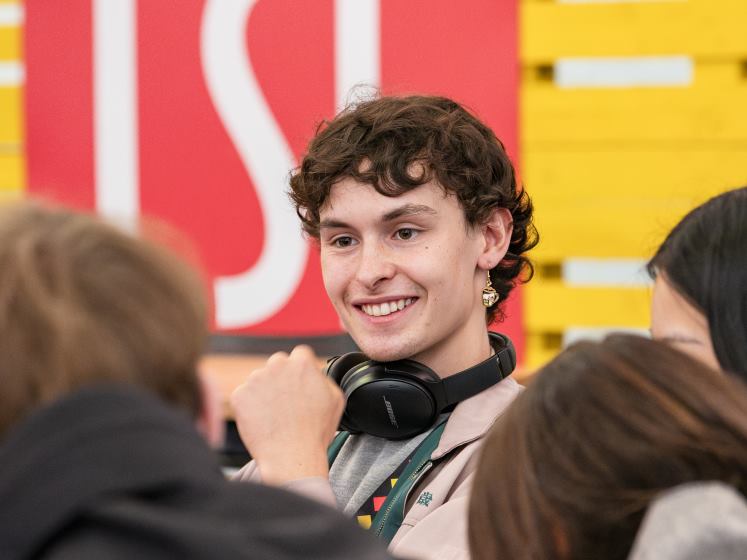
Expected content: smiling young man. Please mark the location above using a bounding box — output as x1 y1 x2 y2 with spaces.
233 95 537 559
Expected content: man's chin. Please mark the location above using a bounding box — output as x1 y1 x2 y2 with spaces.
346 326 419 362
355 343 415 363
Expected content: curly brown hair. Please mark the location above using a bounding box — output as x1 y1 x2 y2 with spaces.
289 94 538 322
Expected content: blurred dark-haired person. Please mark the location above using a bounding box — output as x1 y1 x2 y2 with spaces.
649 185 747 379
232 94 538 559
0 202 391 560
469 334 747 560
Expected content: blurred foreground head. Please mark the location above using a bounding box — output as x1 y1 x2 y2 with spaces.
469 334 747 560
0 201 208 440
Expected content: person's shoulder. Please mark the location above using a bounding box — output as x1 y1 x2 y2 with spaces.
41 480 391 560
224 480 393 559
629 482 747 560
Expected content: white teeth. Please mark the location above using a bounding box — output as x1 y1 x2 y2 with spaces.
361 298 415 317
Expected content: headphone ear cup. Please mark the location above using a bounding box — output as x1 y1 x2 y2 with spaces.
326 352 370 434
326 352 369 386
341 360 441 440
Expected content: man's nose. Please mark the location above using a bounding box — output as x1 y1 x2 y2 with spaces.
355 241 396 290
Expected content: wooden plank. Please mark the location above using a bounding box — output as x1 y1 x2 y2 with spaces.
524 148 747 201
524 282 651 332
524 149 747 260
522 73 747 145
0 86 21 143
0 152 24 190
0 26 20 61
521 0 747 63
532 200 690 261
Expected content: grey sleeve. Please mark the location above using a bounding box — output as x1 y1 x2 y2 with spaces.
629 481 747 560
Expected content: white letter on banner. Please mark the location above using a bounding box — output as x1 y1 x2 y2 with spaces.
335 0 380 111
93 0 140 225
201 0 308 329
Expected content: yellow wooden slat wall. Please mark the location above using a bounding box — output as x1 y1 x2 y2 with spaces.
528 149 747 260
525 283 651 332
0 153 23 190
0 25 20 60
522 0 747 62
527 149 747 202
524 73 747 145
0 86 21 144
521 0 747 369
0 0 24 194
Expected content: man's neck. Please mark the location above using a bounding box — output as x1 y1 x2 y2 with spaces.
412 328 494 379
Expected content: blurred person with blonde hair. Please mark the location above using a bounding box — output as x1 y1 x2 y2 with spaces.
0 201 391 560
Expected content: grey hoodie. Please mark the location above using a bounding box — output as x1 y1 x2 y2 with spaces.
629 482 747 560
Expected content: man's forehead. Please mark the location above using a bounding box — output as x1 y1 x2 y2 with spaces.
320 177 451 217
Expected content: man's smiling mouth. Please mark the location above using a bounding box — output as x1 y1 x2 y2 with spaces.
359 298 416 317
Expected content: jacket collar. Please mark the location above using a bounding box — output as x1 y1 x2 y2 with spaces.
431 376 522 460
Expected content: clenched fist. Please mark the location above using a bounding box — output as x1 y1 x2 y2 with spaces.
230 345 345 485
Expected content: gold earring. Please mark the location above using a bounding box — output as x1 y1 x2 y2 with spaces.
482 275 499 307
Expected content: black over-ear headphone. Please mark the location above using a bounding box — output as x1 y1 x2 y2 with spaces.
326 332 515 440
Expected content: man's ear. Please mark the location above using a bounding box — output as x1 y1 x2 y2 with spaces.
195 368 225 448
477 207 513 271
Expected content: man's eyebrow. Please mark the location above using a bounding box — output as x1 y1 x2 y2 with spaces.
319 218 351 230
319 204 437 230
382 204 437 222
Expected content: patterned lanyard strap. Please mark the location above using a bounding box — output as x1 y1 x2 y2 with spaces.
328 419 448 544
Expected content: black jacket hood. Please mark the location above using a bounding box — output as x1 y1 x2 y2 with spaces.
0 384 391 560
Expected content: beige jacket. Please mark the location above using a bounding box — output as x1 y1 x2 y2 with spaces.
234 377 522 560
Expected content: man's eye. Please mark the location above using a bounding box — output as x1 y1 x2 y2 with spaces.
395 228 417 241
332 236 355 248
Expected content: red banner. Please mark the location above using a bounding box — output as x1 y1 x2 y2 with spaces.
24 0 521 356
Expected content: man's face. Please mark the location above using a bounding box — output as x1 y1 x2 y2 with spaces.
650 275 720 371
319 178 495 373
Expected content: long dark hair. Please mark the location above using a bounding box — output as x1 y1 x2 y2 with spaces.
648 186 747 379
469 334 747 560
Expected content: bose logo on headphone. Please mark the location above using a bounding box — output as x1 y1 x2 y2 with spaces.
382 396 399 429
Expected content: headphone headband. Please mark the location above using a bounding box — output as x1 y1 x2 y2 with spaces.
441 332 516 407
